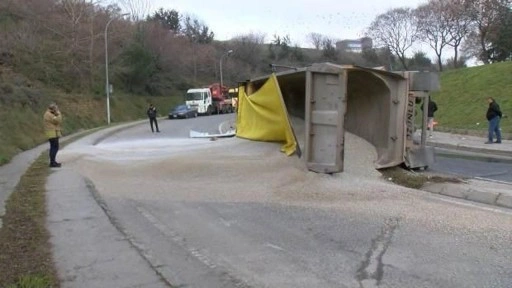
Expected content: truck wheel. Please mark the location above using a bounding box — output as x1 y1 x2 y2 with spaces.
194 112 198 118
207 105 213 115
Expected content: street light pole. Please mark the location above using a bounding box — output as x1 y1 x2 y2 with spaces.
219 49 233 88
105 13 129 125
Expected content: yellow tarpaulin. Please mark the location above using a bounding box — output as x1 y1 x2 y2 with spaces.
236 74 297 156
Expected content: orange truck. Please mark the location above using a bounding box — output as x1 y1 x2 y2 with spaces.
208 83 234 114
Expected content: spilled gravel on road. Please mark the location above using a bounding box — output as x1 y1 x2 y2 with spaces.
60 119 512 240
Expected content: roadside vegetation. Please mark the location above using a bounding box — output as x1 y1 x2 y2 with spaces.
0 66 177 165
380 166 463 190
0 130 101 287
433 61 512 136
1 0 511 162
0 152 58 287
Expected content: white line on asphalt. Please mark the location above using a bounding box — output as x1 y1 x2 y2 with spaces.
435 197 512 216
220 217 232 227
265 243 286 251
474 177 512 185
136 205 218 269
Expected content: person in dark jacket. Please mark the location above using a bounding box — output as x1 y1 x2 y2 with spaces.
485 97 502 144
147 103 160 133
421 98 438 137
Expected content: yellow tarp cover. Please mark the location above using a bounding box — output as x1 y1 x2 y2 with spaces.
236 74 297 155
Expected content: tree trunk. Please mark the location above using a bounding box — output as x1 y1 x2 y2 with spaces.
89 12 95 90
480 31 490 64
399 53 408 70
436 52 443 72
453 45 459 68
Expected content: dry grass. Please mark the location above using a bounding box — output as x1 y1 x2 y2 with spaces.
0 154 59 287
380 166 463 190
0 131 98 287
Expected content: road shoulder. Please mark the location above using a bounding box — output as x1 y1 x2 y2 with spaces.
46 168 168 287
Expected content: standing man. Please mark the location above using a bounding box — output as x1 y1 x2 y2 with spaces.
486 97 502 144
43 103 63 167
147 103 160 133
421 97 438 137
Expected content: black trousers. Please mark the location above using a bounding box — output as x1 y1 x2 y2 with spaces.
49 137 59 164
149 117 159 132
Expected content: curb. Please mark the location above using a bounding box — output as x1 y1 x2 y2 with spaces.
89 120 147 145
422 182 512 209
84 178 173 287
427 141 511 158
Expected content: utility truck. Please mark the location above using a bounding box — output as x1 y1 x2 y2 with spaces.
185 83 234 115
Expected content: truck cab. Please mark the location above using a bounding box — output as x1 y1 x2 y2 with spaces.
185 88 213 115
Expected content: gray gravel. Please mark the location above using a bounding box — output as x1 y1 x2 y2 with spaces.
54 116 512 288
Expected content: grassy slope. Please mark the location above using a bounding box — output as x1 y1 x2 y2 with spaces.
0 68 181 164
432 61 512 135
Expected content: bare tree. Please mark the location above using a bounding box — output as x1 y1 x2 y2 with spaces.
444 0 474 68
321 37 337 61
366 7 418 70
117 0 149 21
182 14 215 44
465 0 511 64
229 33 265 68
307 32 324 50
415 1 452 71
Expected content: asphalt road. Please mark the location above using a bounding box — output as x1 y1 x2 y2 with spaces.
431 148 512 183
61 115 512 288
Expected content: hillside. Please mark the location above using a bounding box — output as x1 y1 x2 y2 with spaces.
0 67 180 165
1 60 512 165
432 61 512 135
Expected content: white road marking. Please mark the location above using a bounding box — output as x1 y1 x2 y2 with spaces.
220 217 232 227
434 196 512 216
474 177 512 185
265 243 285 251
136 205 218 269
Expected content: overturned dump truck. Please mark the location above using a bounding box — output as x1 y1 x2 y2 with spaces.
235 62 439 174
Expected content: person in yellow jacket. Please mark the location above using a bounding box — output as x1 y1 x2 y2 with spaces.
44 103 63 167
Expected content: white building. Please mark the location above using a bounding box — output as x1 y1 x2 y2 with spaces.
336 37 373 53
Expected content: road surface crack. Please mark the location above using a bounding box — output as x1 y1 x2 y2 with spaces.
356 217 400 288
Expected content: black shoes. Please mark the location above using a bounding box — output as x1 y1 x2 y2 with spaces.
49 162 62 168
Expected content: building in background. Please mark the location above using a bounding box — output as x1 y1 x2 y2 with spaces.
336 37 373 53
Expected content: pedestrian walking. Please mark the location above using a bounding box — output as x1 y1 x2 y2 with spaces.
485 97 502 144
43 103 63 167
147 103 160 133
421 98 438 137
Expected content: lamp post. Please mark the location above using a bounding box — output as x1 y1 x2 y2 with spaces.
105 13 129 125
219 49 233 88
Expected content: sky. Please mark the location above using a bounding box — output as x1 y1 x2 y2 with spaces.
146 0 428 47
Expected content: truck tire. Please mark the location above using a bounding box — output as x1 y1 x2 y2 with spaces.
207 105 213 115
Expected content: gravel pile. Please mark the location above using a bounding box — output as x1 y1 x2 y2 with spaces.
289 116 380 178
64 119 512 236
67 117 387 205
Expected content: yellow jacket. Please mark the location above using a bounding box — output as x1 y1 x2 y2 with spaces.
43 109 62 139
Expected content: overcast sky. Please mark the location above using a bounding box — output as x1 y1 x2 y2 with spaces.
147 0 428 47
